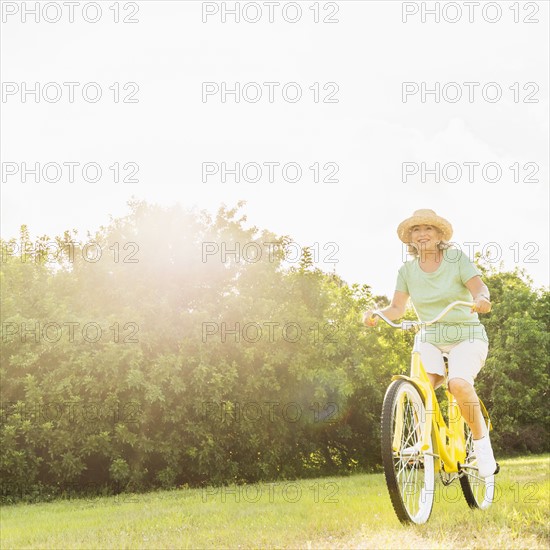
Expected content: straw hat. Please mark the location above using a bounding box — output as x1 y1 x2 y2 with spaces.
397 209 453 243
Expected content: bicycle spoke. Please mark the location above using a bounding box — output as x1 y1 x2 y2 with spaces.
393 394 426 517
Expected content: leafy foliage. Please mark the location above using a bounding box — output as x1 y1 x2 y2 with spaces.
1 203 547 500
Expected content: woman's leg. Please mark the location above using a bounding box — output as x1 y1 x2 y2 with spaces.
427 373 445 389
416 341 445 387
447 339 497 477
447 378 486 438
446 338 489 437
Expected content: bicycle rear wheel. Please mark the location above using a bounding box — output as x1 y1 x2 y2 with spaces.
381 379 435 524
459 409 497 509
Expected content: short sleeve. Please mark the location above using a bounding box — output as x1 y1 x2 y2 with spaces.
395 265 409 294
458 250 481 284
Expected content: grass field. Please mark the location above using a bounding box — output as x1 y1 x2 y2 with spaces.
1 455 548 549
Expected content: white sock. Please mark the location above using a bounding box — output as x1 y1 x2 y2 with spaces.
474 425 488 441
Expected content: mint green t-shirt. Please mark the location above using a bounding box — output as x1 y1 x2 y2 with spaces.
395 248 488 347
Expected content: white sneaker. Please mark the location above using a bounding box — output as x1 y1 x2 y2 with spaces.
473 435 497 478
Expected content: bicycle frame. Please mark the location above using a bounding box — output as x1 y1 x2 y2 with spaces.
374 301 492 474
391 336 466 473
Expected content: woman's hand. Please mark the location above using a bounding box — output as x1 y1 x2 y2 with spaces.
466 278 492 314
472 295 492 314
363 310 379 327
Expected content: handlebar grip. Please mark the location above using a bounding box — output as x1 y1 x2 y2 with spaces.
365 314 377 326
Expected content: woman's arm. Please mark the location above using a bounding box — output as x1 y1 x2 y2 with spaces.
363 290 409 326
465 275 492 313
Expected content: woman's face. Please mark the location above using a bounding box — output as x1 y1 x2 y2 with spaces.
410 224 442 252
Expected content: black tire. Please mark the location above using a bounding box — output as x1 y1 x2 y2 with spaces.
459 407 497 510
381 379 435 524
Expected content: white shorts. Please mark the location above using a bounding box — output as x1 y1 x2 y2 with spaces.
417 339 489 386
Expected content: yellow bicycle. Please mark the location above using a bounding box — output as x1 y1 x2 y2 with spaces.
373 301 499 524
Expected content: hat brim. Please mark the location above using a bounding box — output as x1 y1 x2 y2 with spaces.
397 214 453 243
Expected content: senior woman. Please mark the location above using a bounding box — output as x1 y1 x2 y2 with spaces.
363 209 498 478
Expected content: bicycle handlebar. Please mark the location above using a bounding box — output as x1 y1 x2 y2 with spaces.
371 300 475 330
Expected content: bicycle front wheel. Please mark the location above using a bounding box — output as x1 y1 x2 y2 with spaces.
381 379 435 524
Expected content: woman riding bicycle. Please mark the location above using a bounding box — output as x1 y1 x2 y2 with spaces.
364 209 497 478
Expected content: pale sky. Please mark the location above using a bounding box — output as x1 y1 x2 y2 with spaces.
1 0 548 297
